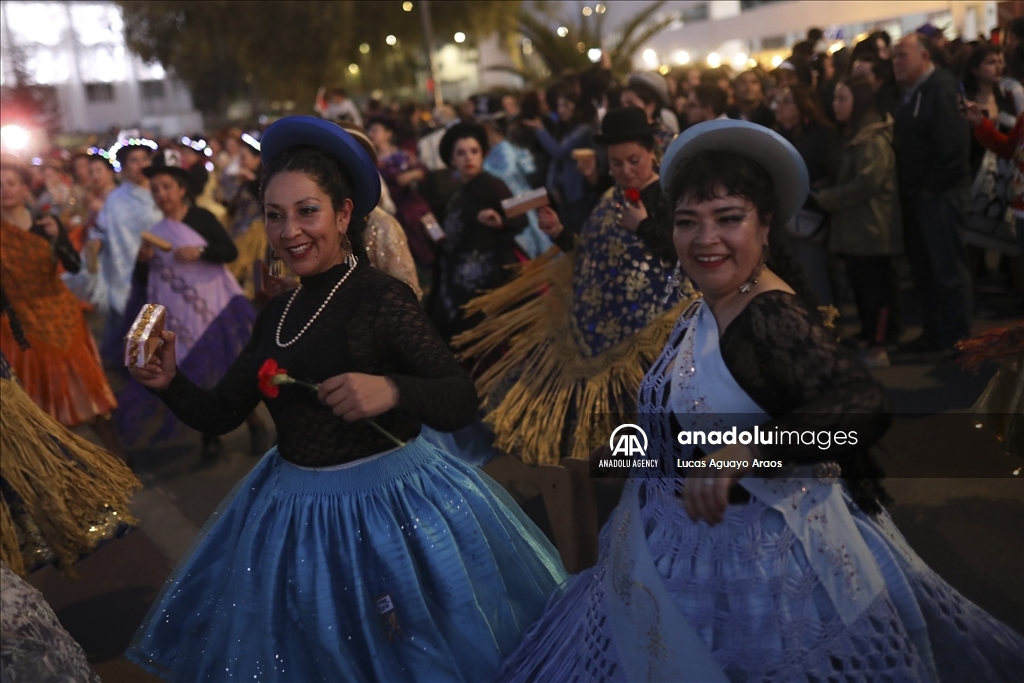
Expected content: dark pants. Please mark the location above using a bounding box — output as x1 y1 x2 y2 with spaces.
843 255 897 345
902 188 973 346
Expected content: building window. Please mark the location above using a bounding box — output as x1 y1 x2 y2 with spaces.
761 35 788 50
85 82 115 102
740 0 784 10
681 3 709 22
141 80 166 99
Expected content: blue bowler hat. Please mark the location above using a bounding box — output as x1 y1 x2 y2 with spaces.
260 115 381 219
660 119 809 223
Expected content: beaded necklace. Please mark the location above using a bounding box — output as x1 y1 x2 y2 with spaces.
275 252 357 348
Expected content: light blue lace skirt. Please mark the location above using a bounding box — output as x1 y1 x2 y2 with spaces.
498 479 1024 683
126 437 566 682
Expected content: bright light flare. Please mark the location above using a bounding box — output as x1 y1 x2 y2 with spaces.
731 52 748 70
595 3 606 13
674 50 690 65
771 55 783 68
0 124 30 151
386 35 397 46
643 49 658 68
402 1 413 10
706 52 721 68
454 32 465 43
582 6 592 16
588 48 602 63
557 26 568 37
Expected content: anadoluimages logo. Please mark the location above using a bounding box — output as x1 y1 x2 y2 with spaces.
609 424 648 457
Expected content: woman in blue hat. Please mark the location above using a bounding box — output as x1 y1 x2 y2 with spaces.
124 116 565 683
497 120 1024 682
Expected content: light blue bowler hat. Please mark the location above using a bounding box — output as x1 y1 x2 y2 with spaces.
660 119 809 223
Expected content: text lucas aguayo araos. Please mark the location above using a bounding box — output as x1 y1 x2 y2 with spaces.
600 424 859 470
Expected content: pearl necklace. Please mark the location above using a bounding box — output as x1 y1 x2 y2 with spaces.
275 253 357 348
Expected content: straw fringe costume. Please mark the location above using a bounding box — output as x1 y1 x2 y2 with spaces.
0 352 138 577
456 183 695 465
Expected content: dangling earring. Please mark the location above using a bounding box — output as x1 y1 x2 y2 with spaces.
269 248 284 277
663 260 685 304
739 243 768 294
339 231 353 254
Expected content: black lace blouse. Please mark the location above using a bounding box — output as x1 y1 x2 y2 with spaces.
156 260 479 466
719 291 891 511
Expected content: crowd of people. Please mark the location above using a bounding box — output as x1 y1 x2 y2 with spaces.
1 15 1023 683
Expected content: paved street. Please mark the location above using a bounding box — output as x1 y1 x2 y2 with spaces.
23 293 1024 683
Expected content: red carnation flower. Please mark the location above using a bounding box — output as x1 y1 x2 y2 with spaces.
624 188 641 205
257 358 284 398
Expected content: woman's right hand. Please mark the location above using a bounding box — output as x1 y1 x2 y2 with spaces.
137 241 155 264
575 154 598 185
128 330 177 391
538 206 563 238
963 100 985 128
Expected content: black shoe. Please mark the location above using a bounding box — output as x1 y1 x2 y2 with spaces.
249 424 270 456
201 435 223 460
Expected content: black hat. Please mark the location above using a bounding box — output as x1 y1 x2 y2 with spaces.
439 122 489 168
592 106 660 145
143 148 190 183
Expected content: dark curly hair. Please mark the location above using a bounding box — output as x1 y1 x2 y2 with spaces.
260 145 367 260
669 149 822 320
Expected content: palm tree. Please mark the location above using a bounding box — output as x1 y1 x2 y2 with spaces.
495 0 678 83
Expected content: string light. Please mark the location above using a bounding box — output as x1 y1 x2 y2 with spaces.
402 1 413 10
582 6 592 16
359 43 370 54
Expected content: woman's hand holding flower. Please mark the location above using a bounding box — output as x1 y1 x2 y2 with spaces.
318 373 400 421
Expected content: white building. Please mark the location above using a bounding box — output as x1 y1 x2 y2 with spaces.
617 0 1001 71
0 1 201 136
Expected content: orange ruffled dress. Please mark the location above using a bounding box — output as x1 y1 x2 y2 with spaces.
0 219 116 427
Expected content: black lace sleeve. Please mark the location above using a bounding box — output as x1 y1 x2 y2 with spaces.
184 207 238 264
155 309 265 434
720 291 892 465
374 281 479 431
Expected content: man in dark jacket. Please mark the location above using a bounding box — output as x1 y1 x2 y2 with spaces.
892 33 973 354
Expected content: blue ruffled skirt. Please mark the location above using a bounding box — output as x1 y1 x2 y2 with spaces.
126 437 566 682
498 479 1024 683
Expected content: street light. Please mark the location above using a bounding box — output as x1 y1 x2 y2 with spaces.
707 52 721 68
557 26 568 37
0 124 30 151
582 6 592 16
771 55 783 68
454 32 465 43
595 3 606 13
348 63 360 75
386 34 397 46
359 43 370 54
674 50 689 65
403 1 413 10
588 48 602 63
732 53 748 70
643 49 658 68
